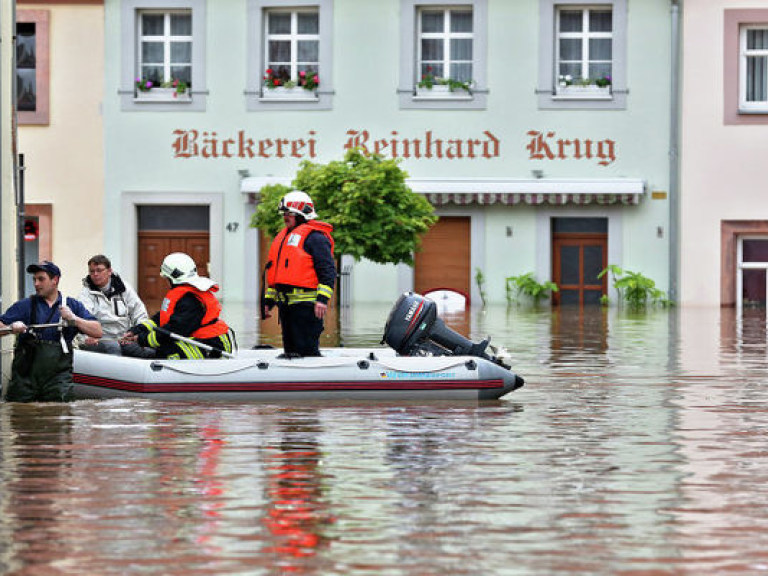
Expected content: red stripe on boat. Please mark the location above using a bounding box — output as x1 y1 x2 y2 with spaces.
73 373 504 393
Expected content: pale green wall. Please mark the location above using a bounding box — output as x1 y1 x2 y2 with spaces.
103 0 673 305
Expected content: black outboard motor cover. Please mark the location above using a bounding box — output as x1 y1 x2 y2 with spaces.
383 292 508 368
382 292 439 356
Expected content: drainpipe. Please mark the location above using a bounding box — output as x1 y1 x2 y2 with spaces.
669 0 681 302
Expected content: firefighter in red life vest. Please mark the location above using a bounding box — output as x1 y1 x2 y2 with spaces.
263 190 336 357
123 253 235 359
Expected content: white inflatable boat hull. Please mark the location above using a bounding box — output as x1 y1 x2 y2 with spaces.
72 348 524 401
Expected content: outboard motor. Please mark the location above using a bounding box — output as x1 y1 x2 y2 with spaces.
382 292 509 368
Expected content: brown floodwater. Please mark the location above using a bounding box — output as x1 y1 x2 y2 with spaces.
2 303 768 575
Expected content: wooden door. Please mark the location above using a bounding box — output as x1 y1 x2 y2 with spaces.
552 233 607 306
138 231 210 314
415 216 471 303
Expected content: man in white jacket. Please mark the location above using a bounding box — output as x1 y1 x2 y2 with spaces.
78 254 154 357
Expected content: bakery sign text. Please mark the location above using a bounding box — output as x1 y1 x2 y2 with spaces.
170 128 616 166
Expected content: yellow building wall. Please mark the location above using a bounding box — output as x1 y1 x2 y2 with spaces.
18 2 104 295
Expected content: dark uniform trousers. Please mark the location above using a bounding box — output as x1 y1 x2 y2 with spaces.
6 341 74 402
278 302 324 357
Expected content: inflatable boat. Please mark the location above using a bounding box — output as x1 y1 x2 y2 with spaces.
72 293 524 402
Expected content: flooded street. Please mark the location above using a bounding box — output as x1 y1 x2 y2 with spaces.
3 304 768 575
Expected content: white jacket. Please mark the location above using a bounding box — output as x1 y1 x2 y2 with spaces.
77 273 148 339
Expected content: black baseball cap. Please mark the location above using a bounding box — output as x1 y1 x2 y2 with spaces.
26 260 61 278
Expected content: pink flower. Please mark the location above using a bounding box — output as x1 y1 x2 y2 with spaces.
313 75 319 83
146 81 153 88
299 70 306 77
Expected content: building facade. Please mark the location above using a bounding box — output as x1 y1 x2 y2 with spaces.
680 1 768 309
103 0 675 309
18 0 104 297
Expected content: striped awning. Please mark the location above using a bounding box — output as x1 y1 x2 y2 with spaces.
242 177 646 206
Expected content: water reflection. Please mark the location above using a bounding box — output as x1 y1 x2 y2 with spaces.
3 306 768 573
261 411 334 573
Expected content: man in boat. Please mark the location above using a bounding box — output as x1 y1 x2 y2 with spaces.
0 260 103 402
262 190 336 357
122 252 234 359
77 254 155 357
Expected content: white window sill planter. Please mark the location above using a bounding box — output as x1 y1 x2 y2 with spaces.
554 85 611 100
260 86 318 101
414 85 472 100
134 87 191 102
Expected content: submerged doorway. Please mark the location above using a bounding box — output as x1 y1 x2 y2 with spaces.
552 217 608 306
415 216 471 305
137 205 210 314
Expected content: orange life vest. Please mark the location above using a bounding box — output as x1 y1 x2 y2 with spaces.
159 284 229 339
266 220 334 289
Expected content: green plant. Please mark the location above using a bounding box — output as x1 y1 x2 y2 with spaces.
558 74 612 88
505 272 558 305
418 67 473 93
161 78 188 95
136 77 188 95
264 67 319 91
597 264 671 310
135 78 154 92
475 268 487 307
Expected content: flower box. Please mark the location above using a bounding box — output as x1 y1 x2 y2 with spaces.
135 87 191 102
261 86 317 101
556 84 611 99
415 84 472 99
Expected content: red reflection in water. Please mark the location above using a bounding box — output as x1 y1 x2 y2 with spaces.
261 421 334 571
194 424 225 549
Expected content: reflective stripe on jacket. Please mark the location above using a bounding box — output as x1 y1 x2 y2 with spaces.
266 220 335 290
159 284 229 339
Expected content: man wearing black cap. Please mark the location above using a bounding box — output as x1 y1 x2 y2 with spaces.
0 260 102 402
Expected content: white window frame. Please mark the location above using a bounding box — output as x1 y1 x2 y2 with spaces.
246 0 333 111
555 6 612 98
120 0 207 111
264 8 319 81
416 6 474 95
538 0 626 110
739 25 768 113
136 9 192 100
399 0 487 110
737 236 768 313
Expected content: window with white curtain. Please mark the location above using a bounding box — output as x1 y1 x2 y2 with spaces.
138 10 192 88
538 0 626 110
740 26 768 111
120 0 207 111
264 9 319 85
556 7 612 90
246 0 333 111
399 0 487 110
417 7 473 84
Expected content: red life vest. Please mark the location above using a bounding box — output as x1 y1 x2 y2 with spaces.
266 220 334 289
159 284 229 339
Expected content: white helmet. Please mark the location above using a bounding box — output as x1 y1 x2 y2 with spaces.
278 190 317 220
160 252 216 291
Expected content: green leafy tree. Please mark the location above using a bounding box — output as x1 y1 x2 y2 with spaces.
250 148 438 265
